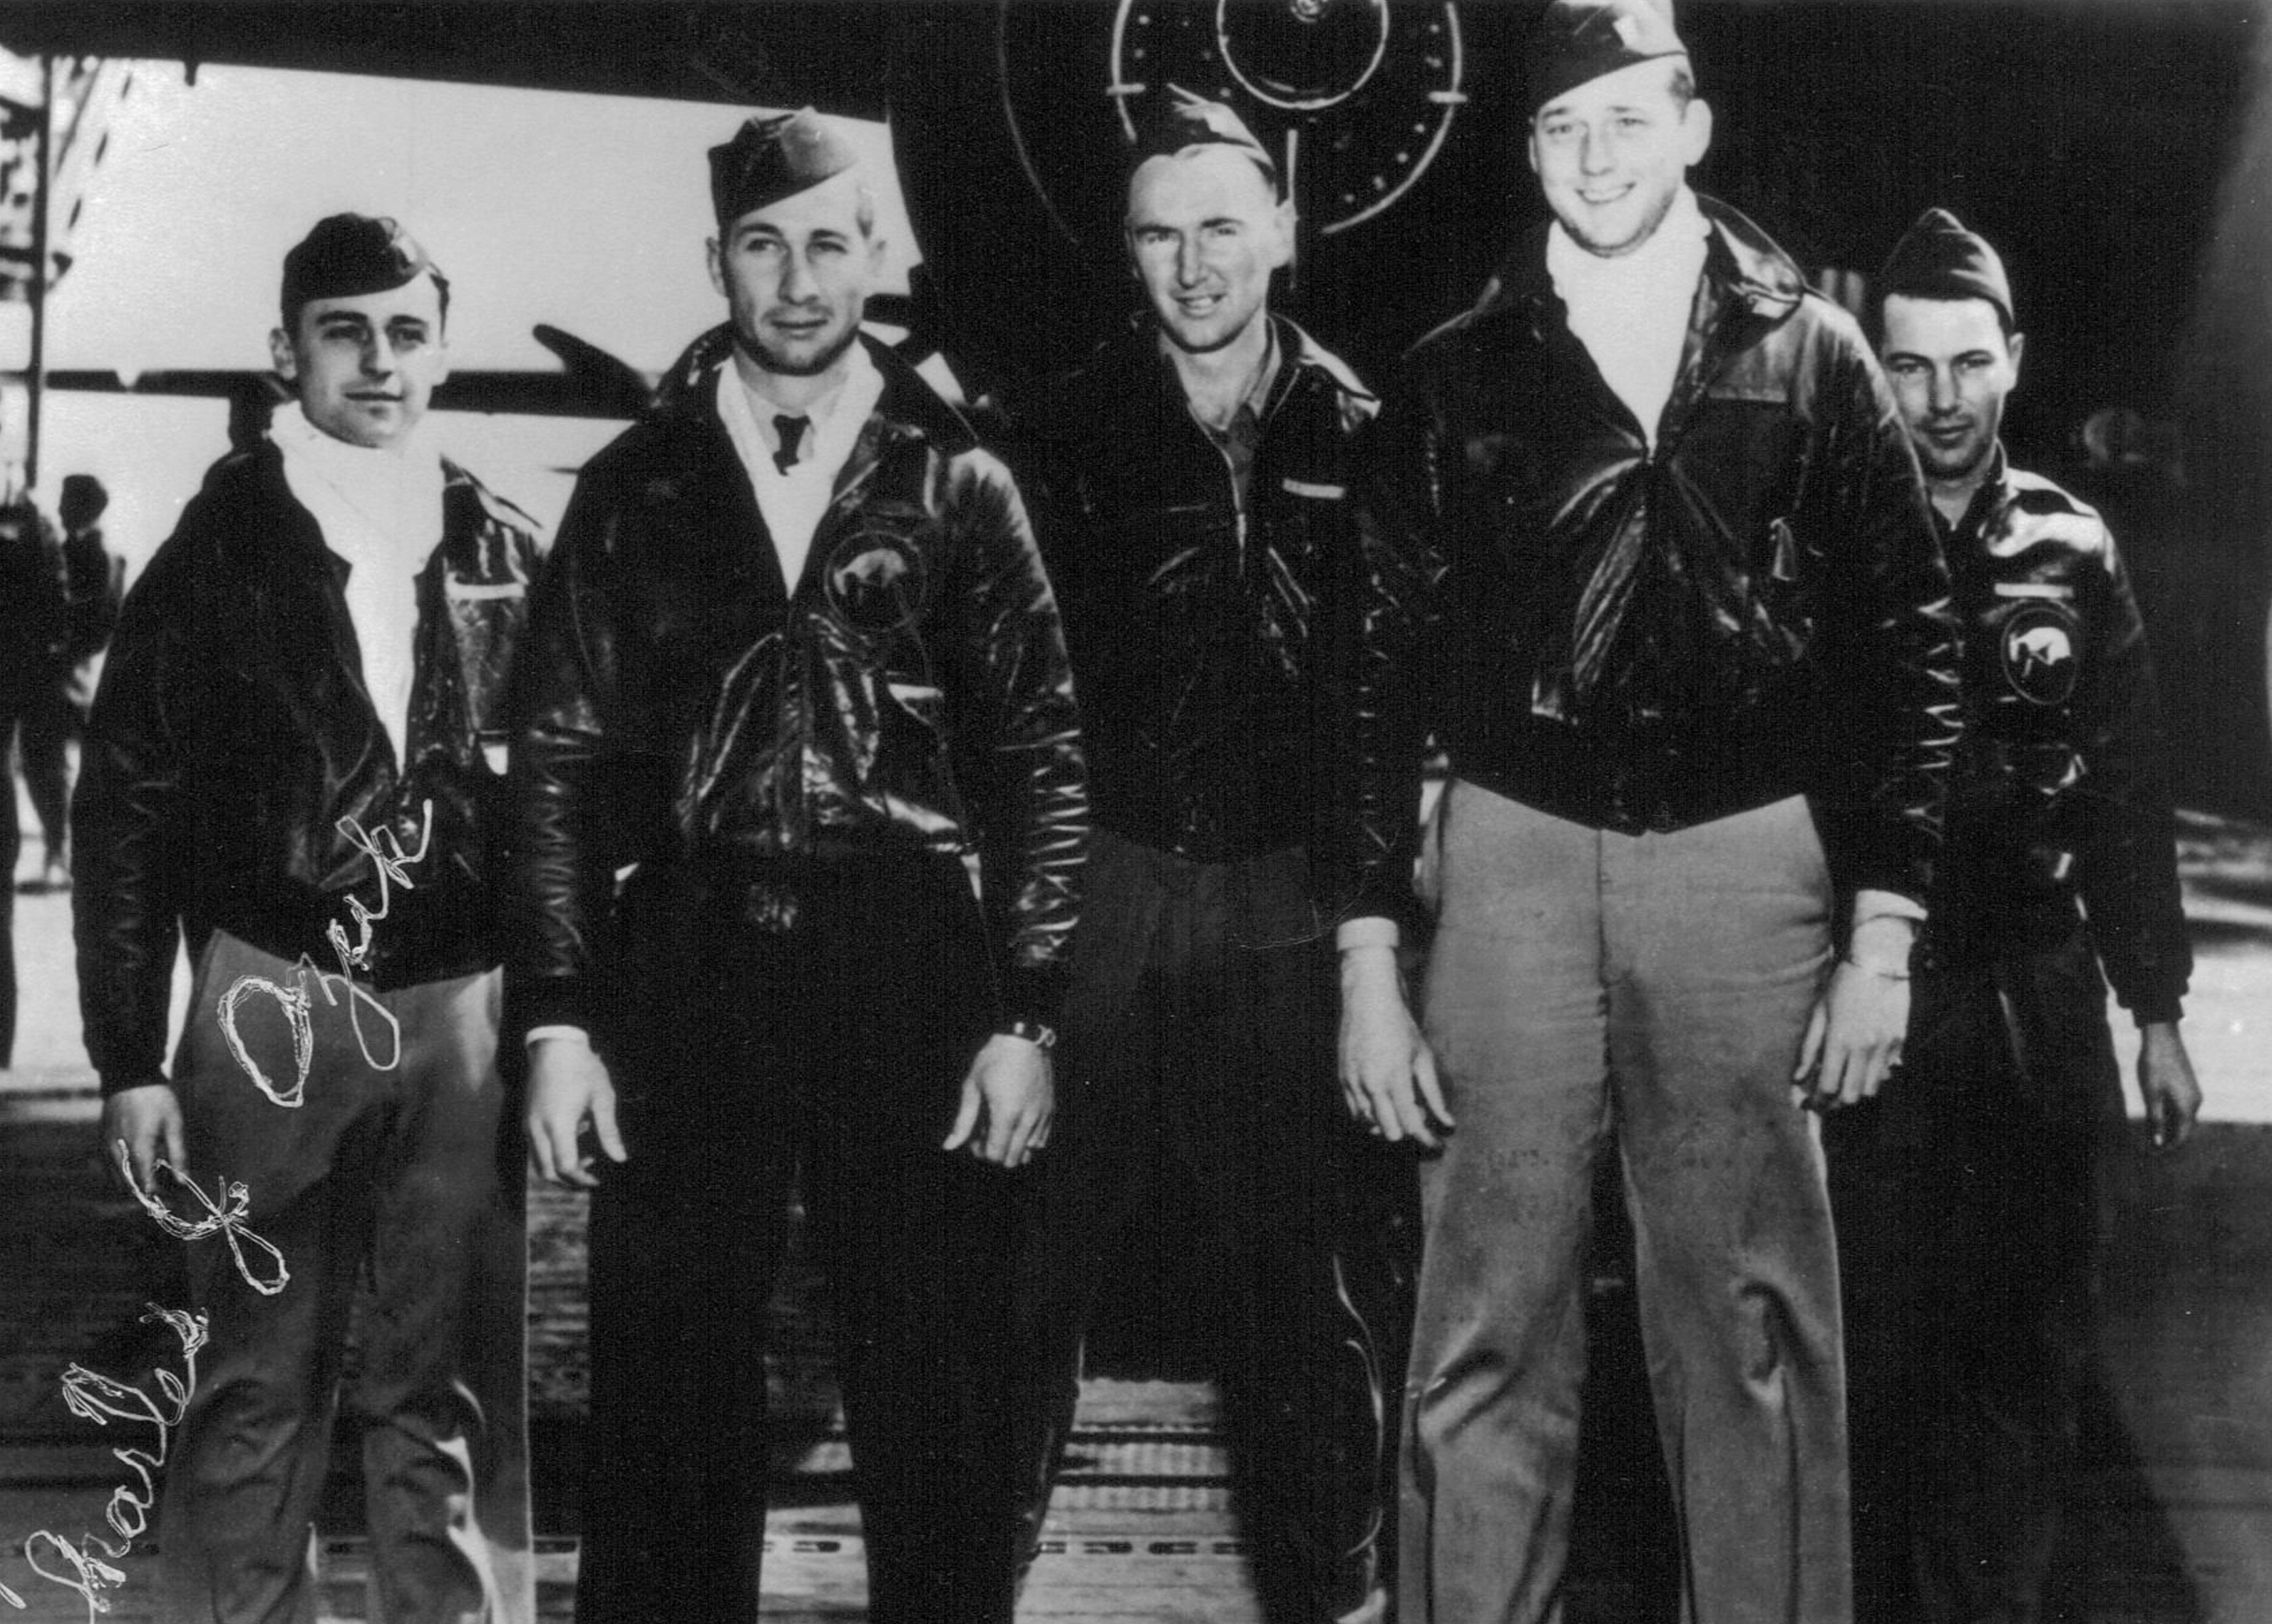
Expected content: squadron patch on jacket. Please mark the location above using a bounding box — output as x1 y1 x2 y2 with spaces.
2001 600 2081 706
825 527 930 635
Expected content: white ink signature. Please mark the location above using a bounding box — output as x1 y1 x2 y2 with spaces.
110 1140 290 1299
218 802 433 1098
3 1305 206 1619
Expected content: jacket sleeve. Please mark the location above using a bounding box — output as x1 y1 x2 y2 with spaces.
72 525 195 1095
1332 361 1451 934
504 456 651 1042
1812 328 1962 910
940 449 1088 1031
2074 528 2191 1023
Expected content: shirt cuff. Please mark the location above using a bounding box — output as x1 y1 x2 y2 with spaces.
525 1024 590 1049
1853 888 1927 928
1336 916 1402 953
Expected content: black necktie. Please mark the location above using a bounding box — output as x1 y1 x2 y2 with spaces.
772 415 809 475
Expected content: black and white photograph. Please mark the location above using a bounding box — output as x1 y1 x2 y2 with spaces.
0 3 2266 1621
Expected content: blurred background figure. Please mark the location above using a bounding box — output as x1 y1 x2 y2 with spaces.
0 456 64 1066
16 472 121 893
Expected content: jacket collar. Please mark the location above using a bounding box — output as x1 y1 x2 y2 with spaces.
654 325 978 457
1112 309 1371 421
1473 192 1807 332
1945 442 2014 545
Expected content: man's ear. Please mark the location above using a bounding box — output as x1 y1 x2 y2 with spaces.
269 326 298 382
1681 98 1714 167
705 236 726 298
1527 127 1542 176
2008 330 2026 385
1267 197 1298 270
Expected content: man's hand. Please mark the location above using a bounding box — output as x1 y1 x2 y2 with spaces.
1796 916 1915 1109
102 1083 183 1195
526 1037 626 1188
2138 1020 2202 1150
1338 945 1453 1148
944 1033 1053 1168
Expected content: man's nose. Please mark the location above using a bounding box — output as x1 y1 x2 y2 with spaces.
1176 236 1205 285
779 250 813 301
1578 126 1611 174
360 333 397 375
1927 368 1960 414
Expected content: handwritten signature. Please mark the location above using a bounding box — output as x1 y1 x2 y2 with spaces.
111 1141 290 1299
2 1305 206 1618
8 802 439 1611
218 803 433 1098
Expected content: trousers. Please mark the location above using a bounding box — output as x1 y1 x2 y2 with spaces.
1827 908 2118 1624
573 853 1022 1624
1400 783 1850 1624
1010 833 1417 1622
159 930 531 1624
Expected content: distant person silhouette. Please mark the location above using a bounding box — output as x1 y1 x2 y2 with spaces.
17 473 122 892
0 460 65 1065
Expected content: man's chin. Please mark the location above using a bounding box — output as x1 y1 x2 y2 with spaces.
739 326 860 379
1919 446 1992 484
1157 310 1256 358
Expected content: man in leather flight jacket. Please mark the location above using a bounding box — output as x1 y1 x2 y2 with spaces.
76 216 540 1624
1832 209 2200 1624
510 113 1085 1624
1008 96 1414 1624
1332 6 1961 1621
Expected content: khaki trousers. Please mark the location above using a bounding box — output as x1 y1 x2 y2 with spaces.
1400 784 1850 1624
158 930 530 1624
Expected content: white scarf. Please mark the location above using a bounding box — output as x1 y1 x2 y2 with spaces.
717 341 887 593
270 401 445 767
1547 186 1712 449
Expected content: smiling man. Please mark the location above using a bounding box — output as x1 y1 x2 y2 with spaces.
1333 3 1960 1619
1007 92 1412 1624
509 109 1084 1624
74 213 542 1624
1829 208 2200 1624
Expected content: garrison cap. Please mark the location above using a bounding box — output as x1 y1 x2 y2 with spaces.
1880 207 2015 331
709 107 861 226
279 214 445 326
1128 89 1278 189
1528 0 1688 116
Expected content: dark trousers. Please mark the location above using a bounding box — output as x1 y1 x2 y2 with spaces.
1011 833 1417 1622
1828 908 2118 1624
18 682 77 859
576 854 1022 1624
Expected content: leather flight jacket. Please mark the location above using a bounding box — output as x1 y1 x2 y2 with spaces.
509 331 1087 1041
75 445 545 1095
1338 195 1961 928
1033 313 1376 863
1927 449 2190 1022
